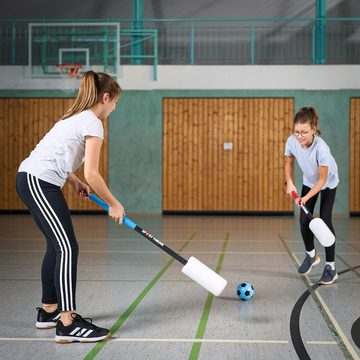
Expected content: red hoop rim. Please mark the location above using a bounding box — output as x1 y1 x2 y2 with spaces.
56 64 83 78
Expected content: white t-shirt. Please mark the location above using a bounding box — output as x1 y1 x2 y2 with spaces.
19 110 104 187
284 135 339 189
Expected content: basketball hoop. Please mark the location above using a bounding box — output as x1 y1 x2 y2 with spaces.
57 64 82 78
56 64 83 94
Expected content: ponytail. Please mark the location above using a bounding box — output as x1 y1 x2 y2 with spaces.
61 71 121 120
294 106 321 135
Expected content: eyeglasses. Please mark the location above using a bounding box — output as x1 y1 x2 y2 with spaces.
293 130 310 137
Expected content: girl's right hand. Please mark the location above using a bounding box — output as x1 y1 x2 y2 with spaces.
286 182 297 198
286 185 302 206
108 201 125 224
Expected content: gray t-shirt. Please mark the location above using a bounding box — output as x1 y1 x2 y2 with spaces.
19 109 104 187
284 135 339 189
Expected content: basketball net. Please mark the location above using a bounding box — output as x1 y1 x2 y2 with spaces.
56 64 83 95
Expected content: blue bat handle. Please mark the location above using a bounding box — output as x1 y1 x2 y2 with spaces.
89 193 136 229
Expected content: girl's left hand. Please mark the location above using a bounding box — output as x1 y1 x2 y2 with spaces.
299 196 309 206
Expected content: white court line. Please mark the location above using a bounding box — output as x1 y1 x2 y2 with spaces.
314 292 360 359
0 337 288 344
0 337 343 345
0 338 53 342
111 338 289 344
292 252 360 360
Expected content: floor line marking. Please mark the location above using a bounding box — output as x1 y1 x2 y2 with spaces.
313 290 360 359
306 340 337 345
0 238 302 243
111 338 288 344
336 254 360 278
1 249 359 255
189 233 229 360
0 337 342 345
0 337 289 344
83 232 196 360
0 338 53 342
292 252 360 360
1 278 357 284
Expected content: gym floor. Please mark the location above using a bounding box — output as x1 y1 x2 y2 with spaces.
0 214 359 360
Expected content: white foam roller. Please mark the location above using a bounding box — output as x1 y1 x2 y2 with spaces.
309 218 335 247
181 256 227 296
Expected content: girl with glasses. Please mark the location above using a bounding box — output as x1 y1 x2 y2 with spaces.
284 106 339 285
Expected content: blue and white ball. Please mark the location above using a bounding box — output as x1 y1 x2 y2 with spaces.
236 282 254 301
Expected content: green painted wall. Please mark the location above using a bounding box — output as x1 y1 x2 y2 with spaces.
110 89 358 215
2 89 358 215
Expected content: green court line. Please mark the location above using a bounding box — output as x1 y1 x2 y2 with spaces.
83 232 196 360
188 233 229 360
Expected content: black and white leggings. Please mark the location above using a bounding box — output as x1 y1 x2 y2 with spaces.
16 172 78 312
300 185 336 262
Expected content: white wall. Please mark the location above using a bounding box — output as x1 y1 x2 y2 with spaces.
119 65 360 90
1 65 360 91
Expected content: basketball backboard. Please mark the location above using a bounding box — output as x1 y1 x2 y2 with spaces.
28 22 120 78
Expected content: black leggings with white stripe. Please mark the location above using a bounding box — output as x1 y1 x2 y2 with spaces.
16 172 78 312
300 185 336 262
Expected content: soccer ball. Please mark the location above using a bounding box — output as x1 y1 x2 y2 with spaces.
236 282 254 301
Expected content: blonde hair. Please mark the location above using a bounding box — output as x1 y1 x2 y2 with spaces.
294 106 321 135
61 71 121 119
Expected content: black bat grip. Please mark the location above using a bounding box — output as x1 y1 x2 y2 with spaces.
291 191 313 220
133 225 187 265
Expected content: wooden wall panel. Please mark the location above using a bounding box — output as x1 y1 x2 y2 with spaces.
163 98 294 212
350 98 360 213
0 98 108 211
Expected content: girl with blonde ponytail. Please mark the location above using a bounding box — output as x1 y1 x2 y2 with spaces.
62 71 121 119
284 106 339 285
16 71 123 343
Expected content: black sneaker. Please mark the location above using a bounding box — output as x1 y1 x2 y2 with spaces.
55 313 111 343
36 307 60 329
